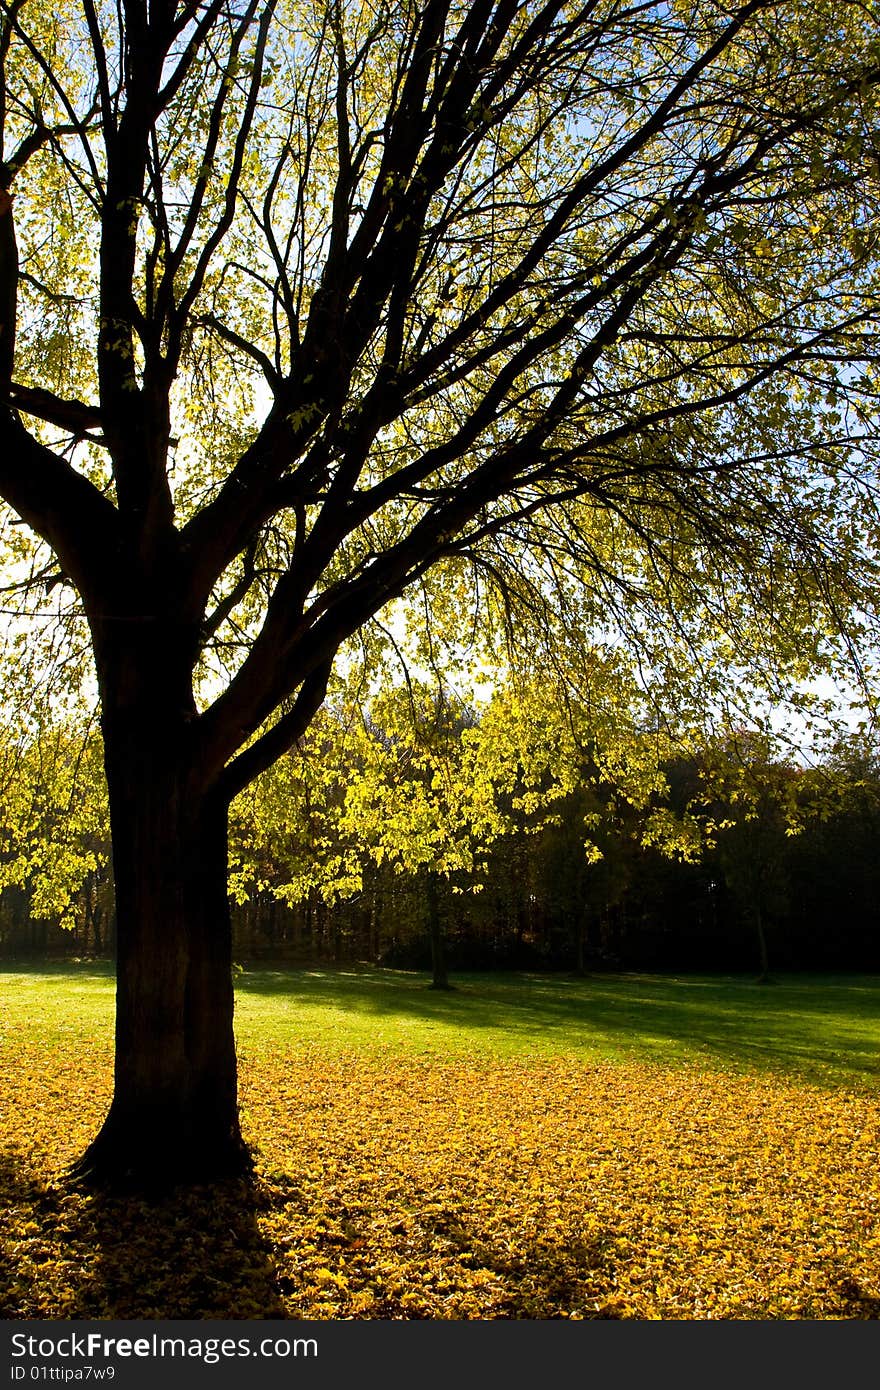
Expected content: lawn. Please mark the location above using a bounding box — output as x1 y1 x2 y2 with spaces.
1 964 879 1319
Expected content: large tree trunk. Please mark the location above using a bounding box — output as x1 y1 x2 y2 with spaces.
72 684 249 1188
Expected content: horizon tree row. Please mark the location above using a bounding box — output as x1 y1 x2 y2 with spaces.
2 697 877 975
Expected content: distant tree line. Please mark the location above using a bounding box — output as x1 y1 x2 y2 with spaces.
224 755 880 976
2 716 877 975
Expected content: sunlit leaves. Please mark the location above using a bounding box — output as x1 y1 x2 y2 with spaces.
0 723 107 929
227 639 682 911
2 1033 879 1319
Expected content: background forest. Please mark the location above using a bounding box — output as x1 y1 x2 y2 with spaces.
3 679 877 976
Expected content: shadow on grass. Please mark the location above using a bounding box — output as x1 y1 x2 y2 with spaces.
0 1147 286 1319
4 960 878 1089
237 967 880 1089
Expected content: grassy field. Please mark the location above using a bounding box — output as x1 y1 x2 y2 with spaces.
1 964 879 1319
3 961 879 1084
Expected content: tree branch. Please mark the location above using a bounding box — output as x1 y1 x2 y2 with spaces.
9 382 102 435
0 410 119 599
217 657 334 802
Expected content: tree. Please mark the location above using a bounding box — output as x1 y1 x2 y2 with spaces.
0 582 111 950
339 684 493 990
694 733 803 979
0 718 109 937
0 0 878 1184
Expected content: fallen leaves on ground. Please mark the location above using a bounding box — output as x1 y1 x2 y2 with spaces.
1 1034 878 1319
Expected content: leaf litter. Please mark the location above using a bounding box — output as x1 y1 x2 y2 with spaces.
1 1039 878 1319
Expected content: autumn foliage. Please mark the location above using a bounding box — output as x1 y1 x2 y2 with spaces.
2 988 878 1319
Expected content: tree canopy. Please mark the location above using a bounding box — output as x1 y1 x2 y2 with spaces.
1 0 879 766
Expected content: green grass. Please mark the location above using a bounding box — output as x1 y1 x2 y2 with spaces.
1 961 878 1089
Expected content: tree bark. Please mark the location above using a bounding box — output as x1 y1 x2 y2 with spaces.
72 684 249 1188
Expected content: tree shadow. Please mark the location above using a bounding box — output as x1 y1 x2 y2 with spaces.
6 962 878 1090
438 1218 620 1320
236 967 880 1089
0 1151 48 1318
827 1274 880 1319
403 1198 880 1320
0 1146 287 1319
